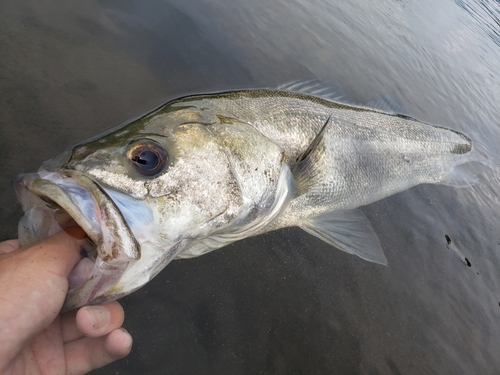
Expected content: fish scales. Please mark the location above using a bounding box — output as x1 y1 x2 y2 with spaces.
171 90 471 218
14 89 475 309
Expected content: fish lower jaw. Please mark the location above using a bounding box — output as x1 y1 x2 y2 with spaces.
63 257 131 311
15 171 141 310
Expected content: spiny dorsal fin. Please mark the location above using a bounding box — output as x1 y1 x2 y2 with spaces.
277 80 413 116
276 80 348 102
367 94 408 115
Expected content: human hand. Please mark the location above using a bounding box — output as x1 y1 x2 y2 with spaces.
0 231 132 374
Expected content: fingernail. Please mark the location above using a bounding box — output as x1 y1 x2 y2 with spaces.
107 328 133 359
86 306 111 329
120 328 134 350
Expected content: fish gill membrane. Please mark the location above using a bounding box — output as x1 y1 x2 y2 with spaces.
13 86 488 311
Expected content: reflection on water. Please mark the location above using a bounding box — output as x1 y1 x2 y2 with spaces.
1 0 500 373
455 0 500 47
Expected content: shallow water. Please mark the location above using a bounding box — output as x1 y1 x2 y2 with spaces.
1 0 500 373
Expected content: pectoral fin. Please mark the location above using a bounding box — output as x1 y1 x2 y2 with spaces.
300 209 387 265
291 115 331 196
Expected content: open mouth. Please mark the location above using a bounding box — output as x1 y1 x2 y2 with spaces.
14 170 141 311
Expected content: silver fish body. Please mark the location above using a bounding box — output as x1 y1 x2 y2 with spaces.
15 90 474 310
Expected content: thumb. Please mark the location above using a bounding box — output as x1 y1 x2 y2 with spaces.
0 230 86 343
17 228 86 279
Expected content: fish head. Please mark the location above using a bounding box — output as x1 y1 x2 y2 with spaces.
15 98 294 311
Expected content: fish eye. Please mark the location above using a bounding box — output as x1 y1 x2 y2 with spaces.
127 140 168 177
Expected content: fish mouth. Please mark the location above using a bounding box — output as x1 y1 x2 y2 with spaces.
14 170 141 311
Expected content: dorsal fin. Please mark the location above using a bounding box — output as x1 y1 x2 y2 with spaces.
276 80 348 102
367 94 409 115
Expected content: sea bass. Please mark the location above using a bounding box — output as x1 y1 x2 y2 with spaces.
14 89 475 310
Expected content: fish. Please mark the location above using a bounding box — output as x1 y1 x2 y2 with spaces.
14 88 477 311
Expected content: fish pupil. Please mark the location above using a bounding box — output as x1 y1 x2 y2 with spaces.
133 151 158 168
